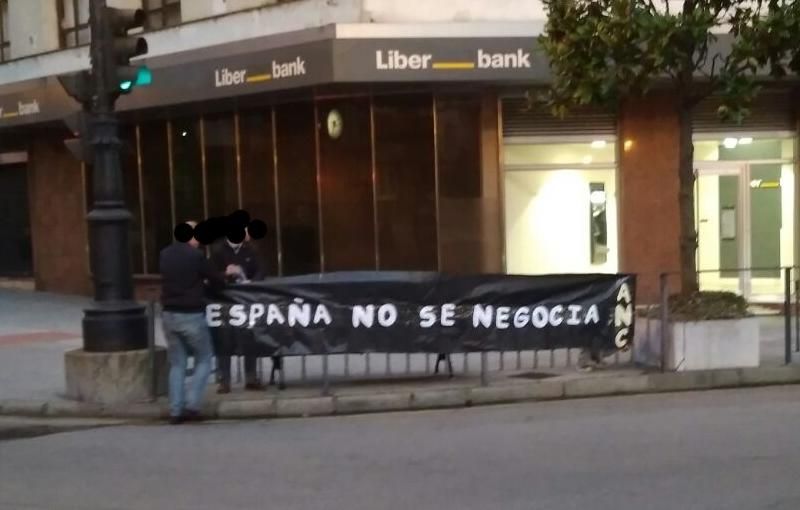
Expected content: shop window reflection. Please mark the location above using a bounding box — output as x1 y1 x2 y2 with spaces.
374 94 437 270
171 117 204 223
239 109 279 276
121 125 144 274
436 95 485 273
203 113 238 219
275 103 321 275
318 98 376 271
139 121 172 273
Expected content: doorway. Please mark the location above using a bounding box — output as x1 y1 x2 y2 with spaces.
0 162 33 277
695 159 793 301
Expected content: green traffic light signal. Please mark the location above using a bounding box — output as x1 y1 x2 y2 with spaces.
119 66 152 91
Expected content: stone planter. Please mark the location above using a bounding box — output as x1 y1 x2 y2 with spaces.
634 316 760 371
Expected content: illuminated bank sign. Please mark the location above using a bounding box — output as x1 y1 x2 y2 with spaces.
375 48 532 71
0 37 545 129
334 38 545 82
214 56 308 89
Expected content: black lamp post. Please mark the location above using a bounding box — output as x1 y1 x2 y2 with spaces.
59 0 150 352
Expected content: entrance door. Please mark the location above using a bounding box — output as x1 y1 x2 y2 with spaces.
0 163 33 276
696 162 789 300
505 168 618 275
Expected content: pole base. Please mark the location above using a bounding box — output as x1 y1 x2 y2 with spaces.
82 302 148 352
65 348 167 405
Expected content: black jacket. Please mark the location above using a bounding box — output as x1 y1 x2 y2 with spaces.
159 242 225 312
209 240 265 283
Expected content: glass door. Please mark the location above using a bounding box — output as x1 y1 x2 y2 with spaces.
696 163 747 296
696 161 792 301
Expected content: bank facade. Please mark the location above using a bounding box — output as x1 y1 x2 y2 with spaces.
0 1 797 304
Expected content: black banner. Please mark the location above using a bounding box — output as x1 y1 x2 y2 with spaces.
206 272 636 356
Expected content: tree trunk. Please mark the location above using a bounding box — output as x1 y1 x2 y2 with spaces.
677 103 699 295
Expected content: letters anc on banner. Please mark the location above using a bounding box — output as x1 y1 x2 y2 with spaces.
205 272 636 357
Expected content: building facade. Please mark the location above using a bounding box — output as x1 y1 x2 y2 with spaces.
0 0 797 304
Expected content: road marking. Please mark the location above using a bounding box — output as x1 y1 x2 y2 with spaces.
0 331 79 346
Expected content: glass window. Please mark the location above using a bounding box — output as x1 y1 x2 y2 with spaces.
504 141 616 167
139 121 172 273
171 117 204 224
239 109 279 276
1 0 10 62
695 136 794 162
436 94 486 273
203 113 238 219
120 125 144 274
60 0 90 48
143 0 181 31
373 94 437 270
275 102 320 275
317 98 376 271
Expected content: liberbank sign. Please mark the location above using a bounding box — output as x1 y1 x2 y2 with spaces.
0 35 546 128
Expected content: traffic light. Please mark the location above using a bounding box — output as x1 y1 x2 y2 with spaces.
63 110 94 164
103 7 149 95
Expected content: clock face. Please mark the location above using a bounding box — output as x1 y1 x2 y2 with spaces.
327 109 343 139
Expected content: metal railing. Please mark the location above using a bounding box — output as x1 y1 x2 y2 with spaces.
145 295 634 397
643 266 800 372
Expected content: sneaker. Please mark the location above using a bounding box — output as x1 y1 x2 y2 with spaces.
217 382 231 395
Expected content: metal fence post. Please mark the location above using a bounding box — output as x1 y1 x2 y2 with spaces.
785 267 792 365
659 273 669 373
147 300 157 402
480 351 488 387
321 354 330 396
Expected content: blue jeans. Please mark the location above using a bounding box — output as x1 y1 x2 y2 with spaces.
162 311 213 417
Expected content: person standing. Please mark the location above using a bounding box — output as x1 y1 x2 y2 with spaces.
160 222 228 424
210 229 266 393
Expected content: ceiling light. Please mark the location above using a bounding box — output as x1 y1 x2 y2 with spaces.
590 190 607 205
738 137 753 145
590 140 607 149
582 155 593 165
623 140 634 151
723 137 738 149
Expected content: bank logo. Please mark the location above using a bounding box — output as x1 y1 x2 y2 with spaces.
0 99 40 120
375 48 532 71
214 57 307 88
215 68 248 87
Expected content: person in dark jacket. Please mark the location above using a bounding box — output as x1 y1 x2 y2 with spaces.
160 221 229 424
210 230 266 393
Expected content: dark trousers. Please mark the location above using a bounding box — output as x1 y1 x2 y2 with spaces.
212 328 260 385
217 354 259 385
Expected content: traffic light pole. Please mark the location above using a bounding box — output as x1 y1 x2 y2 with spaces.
82 0 147 352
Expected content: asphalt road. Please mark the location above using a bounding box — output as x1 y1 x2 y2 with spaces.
2 386 800 510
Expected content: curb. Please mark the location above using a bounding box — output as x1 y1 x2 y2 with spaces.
3 365 800 420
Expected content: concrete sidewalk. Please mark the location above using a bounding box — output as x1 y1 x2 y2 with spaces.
2 288 800 421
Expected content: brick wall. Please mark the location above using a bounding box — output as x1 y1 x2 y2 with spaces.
619 92 682 303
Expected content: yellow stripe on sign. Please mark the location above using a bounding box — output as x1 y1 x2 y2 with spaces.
3 112 19 118
432 62 476 70
246 74 272 83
